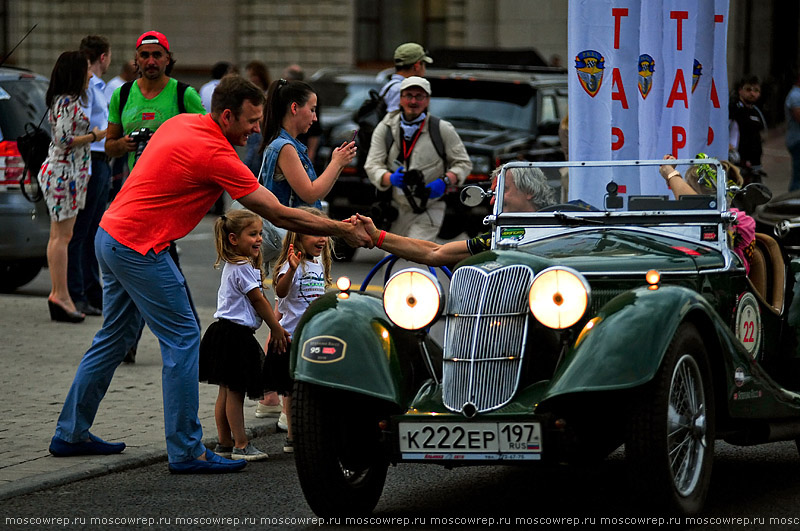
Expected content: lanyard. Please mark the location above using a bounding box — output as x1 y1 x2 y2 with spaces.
401 117 426 162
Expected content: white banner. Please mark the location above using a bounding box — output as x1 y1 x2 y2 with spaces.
568 0 730 205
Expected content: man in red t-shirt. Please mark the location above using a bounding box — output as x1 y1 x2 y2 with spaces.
50 76 368 474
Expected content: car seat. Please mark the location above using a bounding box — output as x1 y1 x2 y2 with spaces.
748 233 785 313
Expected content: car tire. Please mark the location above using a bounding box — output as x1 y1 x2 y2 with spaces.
625 322 715 516
293 381 388 517
0 259 43 293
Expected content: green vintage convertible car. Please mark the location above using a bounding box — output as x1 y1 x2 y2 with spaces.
289 159 799 517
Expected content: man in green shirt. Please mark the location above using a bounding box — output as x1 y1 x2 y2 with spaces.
105 31 205 170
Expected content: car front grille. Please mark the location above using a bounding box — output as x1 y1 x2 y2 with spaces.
442 265 535 414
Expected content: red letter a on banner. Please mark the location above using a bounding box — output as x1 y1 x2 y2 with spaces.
709 78 720 108
666 70 688 108
611 68 629 109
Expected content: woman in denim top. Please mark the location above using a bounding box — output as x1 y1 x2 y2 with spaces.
258 79 355 207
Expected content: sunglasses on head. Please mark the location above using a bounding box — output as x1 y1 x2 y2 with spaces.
695 153 738 199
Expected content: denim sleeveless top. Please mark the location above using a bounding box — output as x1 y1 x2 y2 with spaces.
259 129 321 209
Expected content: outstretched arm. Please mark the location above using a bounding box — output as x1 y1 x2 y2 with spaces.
239 186 373 249
660 155 696 199
356 214 470 267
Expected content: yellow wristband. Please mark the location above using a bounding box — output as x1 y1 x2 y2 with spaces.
665 170 680 183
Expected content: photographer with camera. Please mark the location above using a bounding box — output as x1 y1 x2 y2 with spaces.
365 76 471 240
104 31 205 172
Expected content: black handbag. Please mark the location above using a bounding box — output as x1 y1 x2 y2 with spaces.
16 110 49 202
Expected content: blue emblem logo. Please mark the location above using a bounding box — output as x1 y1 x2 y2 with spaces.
692 59 702 93
575 50 605 97
637 54 655 100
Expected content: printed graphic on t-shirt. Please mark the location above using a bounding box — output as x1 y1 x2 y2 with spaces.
298 269 325 305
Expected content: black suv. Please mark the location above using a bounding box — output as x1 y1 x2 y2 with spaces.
0 66 51 291
321 63 567 259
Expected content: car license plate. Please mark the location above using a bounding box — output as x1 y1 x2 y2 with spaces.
399 421 542 461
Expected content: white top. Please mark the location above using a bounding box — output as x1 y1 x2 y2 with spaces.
82 73 108 153
199 79 221 113
104 75 126 104
213 261 263 329
276 259 325 335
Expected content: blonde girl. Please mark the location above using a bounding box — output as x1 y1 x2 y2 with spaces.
199 209 290 462
265 206 333 453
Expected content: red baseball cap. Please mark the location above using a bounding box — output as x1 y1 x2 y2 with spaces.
136 31 169 52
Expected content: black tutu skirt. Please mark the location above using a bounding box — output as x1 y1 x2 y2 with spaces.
199 319 266 400
263 340 293 396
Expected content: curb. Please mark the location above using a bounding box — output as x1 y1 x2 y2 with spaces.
0 423 276 501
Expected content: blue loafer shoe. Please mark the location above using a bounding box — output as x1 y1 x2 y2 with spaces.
168 449 247 474
49 433 126 457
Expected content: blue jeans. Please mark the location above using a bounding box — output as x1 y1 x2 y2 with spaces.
68 156 111 306
55 228 204 463
789 142 800 192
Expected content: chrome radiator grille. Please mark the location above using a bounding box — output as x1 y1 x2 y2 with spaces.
442 265 535 414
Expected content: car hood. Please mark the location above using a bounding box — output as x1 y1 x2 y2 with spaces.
456 128 533 154
462 228 723 274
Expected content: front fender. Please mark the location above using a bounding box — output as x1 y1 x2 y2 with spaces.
541 285 718 402
290 291 413 406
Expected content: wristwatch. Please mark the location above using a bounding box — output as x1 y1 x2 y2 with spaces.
441 174 452 186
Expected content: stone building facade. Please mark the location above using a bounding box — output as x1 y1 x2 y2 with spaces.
1 0 796 123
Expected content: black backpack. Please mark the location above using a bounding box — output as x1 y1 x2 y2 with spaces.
118 79 189 116
353 79 400 175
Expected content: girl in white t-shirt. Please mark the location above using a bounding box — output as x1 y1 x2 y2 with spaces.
265 207 333 453
199 209 290 462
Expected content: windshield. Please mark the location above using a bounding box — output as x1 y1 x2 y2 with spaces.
490 160 732 255
313 79 382 111
428 79 535 132
0 77 49 141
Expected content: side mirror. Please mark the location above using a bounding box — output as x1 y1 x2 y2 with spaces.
460 185 490 207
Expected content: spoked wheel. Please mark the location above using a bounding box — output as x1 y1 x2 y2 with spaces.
626 322 715 516
293 381 389 517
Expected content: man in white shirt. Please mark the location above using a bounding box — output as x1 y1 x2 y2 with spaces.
70 35 111 316
200 61 236 113
104 60 136 103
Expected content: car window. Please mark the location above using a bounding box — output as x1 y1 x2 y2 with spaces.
428 79 535 132
540 95 557 124
0 78 49 141
313 80 382 111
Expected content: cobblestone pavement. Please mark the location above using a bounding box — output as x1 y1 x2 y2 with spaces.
0 301 276 501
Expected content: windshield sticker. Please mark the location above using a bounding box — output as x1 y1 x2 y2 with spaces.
733 389 762 401
701 225 717 241
734 367 747 388
301 336 346 363
500 228 525 240
735 292 762 358
0 87 10 100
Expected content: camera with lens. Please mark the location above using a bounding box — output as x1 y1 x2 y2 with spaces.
129 127 153 163
401 169 430 213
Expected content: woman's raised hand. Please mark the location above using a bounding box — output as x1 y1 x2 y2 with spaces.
331 140 357 168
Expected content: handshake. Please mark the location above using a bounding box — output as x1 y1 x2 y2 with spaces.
389 166 448 200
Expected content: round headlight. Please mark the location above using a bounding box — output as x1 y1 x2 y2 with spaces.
383 268 444 330
528 267 590 329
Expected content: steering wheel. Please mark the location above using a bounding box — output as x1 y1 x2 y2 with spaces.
538 203 590 212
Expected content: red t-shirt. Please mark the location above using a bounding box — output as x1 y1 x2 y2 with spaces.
101 114 260 255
